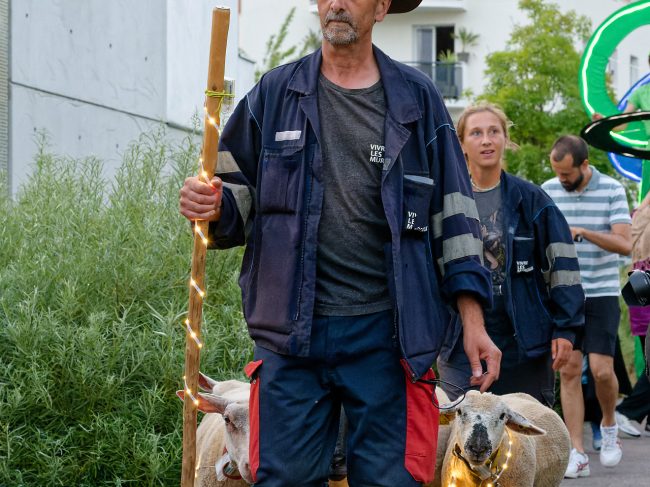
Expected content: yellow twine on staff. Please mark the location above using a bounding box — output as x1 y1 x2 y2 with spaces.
204 89 235 98
205 89 234 114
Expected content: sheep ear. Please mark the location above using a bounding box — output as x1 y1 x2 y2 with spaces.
198 372 218 392
505 409 546 436
176 391 230 414
439 405 458 424
196 393 230 414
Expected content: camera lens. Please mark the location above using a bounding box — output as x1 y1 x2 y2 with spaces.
622 270 650 307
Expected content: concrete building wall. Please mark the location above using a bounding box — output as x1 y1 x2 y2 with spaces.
0 0 8 178
8 0 252 195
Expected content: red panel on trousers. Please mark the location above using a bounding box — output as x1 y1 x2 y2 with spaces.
245 359 263 482
401 359 439 483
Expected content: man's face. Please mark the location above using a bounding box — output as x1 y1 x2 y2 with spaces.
318 0 390 46
550 153 585 192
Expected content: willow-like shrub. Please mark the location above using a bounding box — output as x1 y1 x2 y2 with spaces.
0 129 251 486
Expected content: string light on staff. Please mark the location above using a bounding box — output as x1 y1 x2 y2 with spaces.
182 77 235 412
183 375 200 407
180 9 232 487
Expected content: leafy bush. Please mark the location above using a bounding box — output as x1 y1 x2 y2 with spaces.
0 129 251 486
481 0 617 187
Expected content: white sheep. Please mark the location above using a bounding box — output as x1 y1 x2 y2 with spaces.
437 390 570 487
177 373 350 487
177 373 252 486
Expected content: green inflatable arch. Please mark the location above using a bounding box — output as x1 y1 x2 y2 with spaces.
580 0 650 149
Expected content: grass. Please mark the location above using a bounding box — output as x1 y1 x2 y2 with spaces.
0 129 252 486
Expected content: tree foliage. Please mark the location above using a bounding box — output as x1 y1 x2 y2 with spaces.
255 7 321 81
481 0 617 185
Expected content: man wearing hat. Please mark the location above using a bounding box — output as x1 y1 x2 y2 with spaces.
180 1 500 485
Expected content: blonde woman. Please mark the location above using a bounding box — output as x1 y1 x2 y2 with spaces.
437 103 584 408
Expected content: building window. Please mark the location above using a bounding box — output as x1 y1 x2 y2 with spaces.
608 49 618 87
412 26 461 99
630 55 639 84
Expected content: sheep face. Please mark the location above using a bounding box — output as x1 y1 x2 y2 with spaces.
441 391 545 467
221 400 252 483
177 374 253 484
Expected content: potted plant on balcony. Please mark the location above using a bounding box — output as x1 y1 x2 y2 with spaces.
453 27 479 63
437 49 457 64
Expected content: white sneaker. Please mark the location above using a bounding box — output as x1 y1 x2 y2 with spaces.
615 411 641 437
564 448 590 478
600 424 622 467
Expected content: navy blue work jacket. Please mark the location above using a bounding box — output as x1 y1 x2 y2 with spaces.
440 172 585 361
210 46 492 380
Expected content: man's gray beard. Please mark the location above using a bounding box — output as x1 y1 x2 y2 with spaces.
322 26 358 46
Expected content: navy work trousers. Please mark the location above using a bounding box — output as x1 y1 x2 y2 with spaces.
248 310 424 487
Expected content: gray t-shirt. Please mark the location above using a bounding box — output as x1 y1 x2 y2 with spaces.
314 74 392 316
473 186 506 288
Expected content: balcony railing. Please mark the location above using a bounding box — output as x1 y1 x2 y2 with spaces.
403 61 463 99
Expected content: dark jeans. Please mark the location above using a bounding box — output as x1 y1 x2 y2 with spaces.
251 311 422 487
617 336 650 423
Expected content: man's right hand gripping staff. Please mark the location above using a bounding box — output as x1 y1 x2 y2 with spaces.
179 175 223 222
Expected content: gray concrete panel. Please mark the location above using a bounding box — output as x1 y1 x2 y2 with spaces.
12 0 165 120
10 84 188 196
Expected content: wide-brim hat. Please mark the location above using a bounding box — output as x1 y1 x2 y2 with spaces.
388 0 422 14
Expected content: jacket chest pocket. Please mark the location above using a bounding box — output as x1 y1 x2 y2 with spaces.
402 175 434 235
512 235 535 274
259 147 303 214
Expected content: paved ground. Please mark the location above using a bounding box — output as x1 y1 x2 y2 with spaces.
561 419 650 486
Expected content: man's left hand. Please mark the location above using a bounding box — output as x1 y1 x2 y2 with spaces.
551 338 573 371
457 294 502 392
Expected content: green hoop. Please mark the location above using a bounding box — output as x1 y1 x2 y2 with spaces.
579 0 650 148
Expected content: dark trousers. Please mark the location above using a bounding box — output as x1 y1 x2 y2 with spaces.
437 349 555 406
437 295 555 406
250 311 422 487
617 336 650 423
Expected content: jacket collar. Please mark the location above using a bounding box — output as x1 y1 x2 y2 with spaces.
500 171 522 209
287 45 421 125
584 165 600 192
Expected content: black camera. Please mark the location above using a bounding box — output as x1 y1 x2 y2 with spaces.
622 270 650 307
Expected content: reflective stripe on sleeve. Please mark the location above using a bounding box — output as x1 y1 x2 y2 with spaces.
443 234 484 266
545 242 577 266
223 182 252 225
216 151 241 174
431 192 479 239
550 270 582 288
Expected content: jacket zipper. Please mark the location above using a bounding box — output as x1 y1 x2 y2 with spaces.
293 151 314 321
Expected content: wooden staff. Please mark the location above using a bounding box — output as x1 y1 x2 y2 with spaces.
181 7 230 487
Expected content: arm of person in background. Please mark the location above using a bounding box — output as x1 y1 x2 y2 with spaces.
534 202 585 371
570 223 631 256
591 101 638 131
457 293 502 391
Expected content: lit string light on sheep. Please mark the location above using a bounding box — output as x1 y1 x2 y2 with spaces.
448 430 513 487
